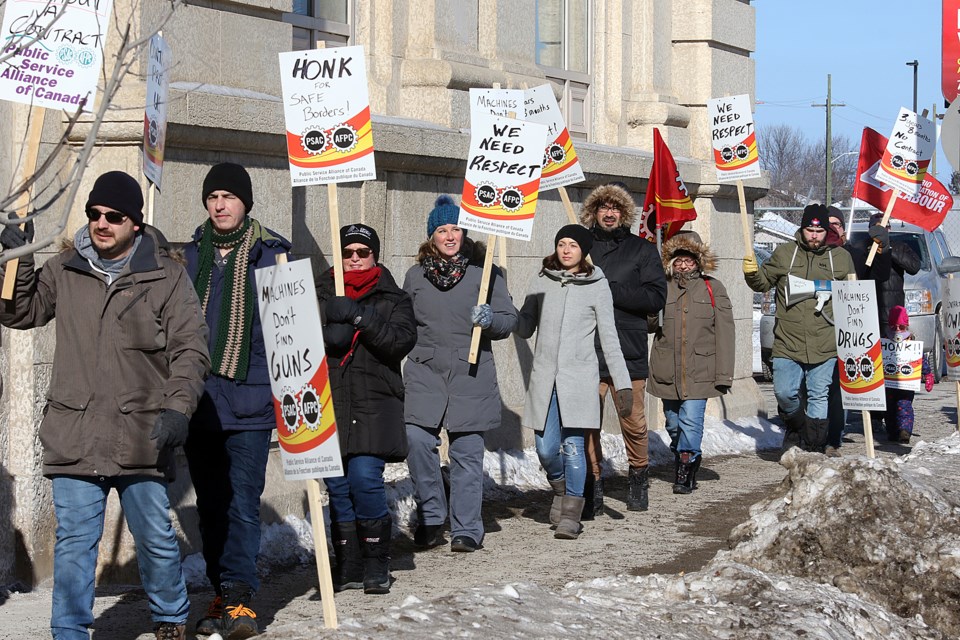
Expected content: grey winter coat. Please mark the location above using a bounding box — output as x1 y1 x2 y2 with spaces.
402 259 517 433
517 265 631 430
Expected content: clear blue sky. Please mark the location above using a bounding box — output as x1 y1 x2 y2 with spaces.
755 0 948 173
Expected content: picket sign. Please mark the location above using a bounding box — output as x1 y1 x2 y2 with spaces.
846 272 876 459
1 109 45 300
273 252 338 629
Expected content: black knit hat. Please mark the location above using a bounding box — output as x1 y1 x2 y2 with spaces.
85 171 144 226
340 223 381 262
554 223 593 256
800 203 828 230
201 163 254 213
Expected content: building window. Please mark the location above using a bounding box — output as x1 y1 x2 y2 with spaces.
535 0 591 140
285 0 352 50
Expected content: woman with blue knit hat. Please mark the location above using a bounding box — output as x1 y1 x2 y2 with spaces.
402 195 518 552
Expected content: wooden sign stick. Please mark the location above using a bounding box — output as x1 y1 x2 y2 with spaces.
557 185 578 225
736 179 753 256
329 183 344 296
145 182 156 227
864 190 897 267
468 235 497 364
2 107 46 300
275 251 338 628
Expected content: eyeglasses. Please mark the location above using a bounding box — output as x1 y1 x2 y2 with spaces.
85 208 128 224
342 247 373 259
598 204 621 213
673 257 697 266
829 221 844 229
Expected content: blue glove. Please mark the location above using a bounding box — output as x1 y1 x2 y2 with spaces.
471 304 493 329
150 409 189 450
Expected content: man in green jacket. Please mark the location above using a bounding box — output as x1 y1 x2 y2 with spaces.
743 204 853 452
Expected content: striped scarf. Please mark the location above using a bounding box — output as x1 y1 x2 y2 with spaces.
194 217 257 381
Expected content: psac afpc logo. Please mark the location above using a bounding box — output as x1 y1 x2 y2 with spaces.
843 355 875 382
300 123 357 155
280 383 322 434
474 181 525 212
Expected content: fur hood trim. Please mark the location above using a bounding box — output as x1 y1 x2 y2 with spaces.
662 232 716 276
579 184 637 228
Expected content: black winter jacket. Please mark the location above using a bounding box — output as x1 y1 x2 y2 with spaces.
588 225 668 379
846 235 920 325
317 266 417 462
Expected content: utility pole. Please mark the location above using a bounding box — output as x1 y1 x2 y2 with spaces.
906 60 918 113
813 74 846 205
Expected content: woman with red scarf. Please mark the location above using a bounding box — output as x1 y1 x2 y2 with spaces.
317 223 417 595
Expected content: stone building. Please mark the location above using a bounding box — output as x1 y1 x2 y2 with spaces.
0 0 764 586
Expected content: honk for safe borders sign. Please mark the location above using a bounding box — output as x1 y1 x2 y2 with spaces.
459 112 547 241
0 0 114 111
707 94 761 182
523 84 584 191
875 108 934 196
834 280 886 410
256 259 343 480
278 45 375 186
941 277 960 382
880 338 923 391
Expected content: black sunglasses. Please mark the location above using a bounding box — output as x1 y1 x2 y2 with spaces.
342 247 373 259
86 208 128 224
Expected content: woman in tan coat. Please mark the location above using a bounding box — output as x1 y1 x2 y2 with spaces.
648 232 734 494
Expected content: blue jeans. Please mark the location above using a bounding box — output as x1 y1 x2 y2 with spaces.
325 455 388 522
662 398 707 460
51 475 188 640
185 428 272 593
534 388 587 497
772 357 834 420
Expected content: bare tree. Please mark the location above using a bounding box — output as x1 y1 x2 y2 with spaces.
757 124 858 208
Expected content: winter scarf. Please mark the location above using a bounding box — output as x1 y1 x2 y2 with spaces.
422 253 470 291
194 217 257 381
342 265 382 300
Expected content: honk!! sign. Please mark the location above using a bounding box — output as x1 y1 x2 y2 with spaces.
834 280 886 411
278 46 375 186
255 259 343 480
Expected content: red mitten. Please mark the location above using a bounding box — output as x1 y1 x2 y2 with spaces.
924 373 935 393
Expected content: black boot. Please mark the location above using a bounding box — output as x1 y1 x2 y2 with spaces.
330 521 363 592
674 452 695 494
690 456 701 490
581 475 595 521
626 466 649 511
220 582 258 639
592 476 604 517
801 417 829 453
779 408 805 454
358 517 392 594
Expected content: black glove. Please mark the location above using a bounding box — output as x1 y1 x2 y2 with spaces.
868 225 888 249
149 409 189 451
325 296 363 326
614 388 633 418
323 321 356 352
1 212 34 250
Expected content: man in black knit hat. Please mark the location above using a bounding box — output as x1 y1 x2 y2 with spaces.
0 170 210 640
184 163 291 639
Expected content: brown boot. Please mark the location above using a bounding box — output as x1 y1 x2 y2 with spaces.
548 476 565 527
155 623 186 640
554 495 586 540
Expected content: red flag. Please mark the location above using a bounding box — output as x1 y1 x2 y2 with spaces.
641 128 696 242
852 127 953 232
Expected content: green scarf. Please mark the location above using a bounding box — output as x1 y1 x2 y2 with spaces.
194 217 258 381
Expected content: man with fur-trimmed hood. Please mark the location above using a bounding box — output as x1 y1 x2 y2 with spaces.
648 231 734 494
579 183 667 515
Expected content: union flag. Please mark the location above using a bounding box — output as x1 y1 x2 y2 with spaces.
640 128 696 243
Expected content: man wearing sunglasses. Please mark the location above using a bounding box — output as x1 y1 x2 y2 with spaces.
0 170 211 640
183 162 291 639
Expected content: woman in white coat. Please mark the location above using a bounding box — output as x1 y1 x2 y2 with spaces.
517 224 633 539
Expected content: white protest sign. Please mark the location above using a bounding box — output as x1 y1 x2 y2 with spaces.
278 45 375 186
941 277 960 382
470 87 523 129
875 108 935 196
255 258 343 480
834 280 886 411
522 84 584 191
0 0 114 111
707 94 761 182
142 34 170 189
458 112 547 241
880 338 923 391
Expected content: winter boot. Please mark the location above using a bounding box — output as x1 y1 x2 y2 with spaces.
547 476 565 527
554 495 586 540
674 452 695 494
690 456 701 490
778 408 805 455
330 521 363 592
195 595 223 636
581 475 595 521
626 466 649 511
358 517 392 594
221 582 258 639
801 417 828 453
413 504 446 548
592 476 604 517
155 622 186 640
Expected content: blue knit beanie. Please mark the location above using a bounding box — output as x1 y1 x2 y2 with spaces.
427 195 461 237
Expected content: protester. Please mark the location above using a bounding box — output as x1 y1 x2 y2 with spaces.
0 171 210 640
579 183 666 514
184 162 291 638
743 203 853 453
317 224 417 594
648 232 734 493
516 224 632 539
883 306 934 444
402 195 518 552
